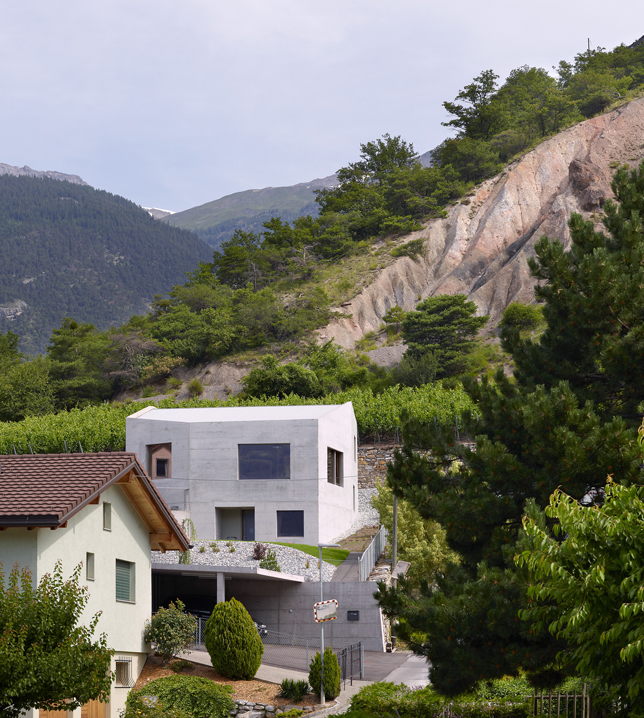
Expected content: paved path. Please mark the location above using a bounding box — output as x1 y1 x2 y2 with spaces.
383 652 430 688
331 552 361 582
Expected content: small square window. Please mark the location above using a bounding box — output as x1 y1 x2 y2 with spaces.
115 657 134 687
103 502 111 531
277 510 304 537
115 560 135 603
156 458 168 478
86 552 95 581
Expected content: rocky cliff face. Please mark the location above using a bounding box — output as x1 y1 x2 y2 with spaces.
320 97 644 349
0 163 87 185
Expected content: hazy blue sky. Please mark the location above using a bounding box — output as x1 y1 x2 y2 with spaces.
0 1 640 211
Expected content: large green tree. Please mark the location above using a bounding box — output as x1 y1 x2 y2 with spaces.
401 294 488 378
0 561 113 717
517 479 644 716
377 160 644 694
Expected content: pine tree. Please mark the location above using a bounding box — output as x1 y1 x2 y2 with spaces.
377 160 644 695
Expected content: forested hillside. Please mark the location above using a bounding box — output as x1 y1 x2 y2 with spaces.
164 175 337 249
0 176 211 354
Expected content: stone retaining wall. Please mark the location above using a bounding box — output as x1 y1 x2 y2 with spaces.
233 699 319 716
357 444 400 489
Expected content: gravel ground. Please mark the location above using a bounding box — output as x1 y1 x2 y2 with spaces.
331 488 380 543
152 489 381 580
152 541 337 581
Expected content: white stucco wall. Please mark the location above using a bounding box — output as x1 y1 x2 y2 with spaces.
0 484 152 718
126 404 358 543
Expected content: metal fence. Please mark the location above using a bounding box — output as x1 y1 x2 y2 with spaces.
359 525 388 581
192 622 363 679
529 685 592 718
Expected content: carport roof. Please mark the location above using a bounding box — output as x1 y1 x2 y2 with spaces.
128 404 350 423
152 562 305 582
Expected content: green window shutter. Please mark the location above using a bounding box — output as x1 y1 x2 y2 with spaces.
116 559 132 601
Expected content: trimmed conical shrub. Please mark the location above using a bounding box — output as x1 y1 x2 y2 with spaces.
204 597 264 680
308 647 341 700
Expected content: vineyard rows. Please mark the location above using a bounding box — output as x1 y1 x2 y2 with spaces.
0 384 475 455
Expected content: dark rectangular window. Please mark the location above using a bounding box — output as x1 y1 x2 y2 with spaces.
156 458 168 478
239 444 290 480
327 448 343 486
103 502 111 531
277 510 304 537
86 552 95 581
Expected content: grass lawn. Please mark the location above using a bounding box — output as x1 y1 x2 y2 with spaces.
269 542 350 565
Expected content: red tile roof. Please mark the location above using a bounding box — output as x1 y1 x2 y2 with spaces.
0 452 190 551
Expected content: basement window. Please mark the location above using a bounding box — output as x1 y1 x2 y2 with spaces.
115 656 134 687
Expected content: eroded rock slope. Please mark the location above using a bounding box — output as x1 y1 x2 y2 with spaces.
320 97 644 349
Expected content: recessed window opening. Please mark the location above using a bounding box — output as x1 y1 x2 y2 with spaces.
86 552 95 581
277 510 304 537
156 458 169 478
327 448 343 486
239 444 290 480
103 502 111 531
115 559 135 603
115 656 134 687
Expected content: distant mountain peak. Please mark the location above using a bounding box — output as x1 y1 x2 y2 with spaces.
144 207 175 219
0 162 88 185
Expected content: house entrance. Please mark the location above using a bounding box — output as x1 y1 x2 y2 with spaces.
217 508 255 541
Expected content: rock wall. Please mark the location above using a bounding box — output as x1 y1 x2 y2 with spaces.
320 97 644 349
358 444 399 488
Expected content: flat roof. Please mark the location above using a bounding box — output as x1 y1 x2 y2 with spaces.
152 562 305 583
128 404 351 423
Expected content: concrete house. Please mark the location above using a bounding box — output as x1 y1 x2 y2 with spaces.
126 403 359 544
0 452 190 718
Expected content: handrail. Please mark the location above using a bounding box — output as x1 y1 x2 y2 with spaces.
358 525 388 581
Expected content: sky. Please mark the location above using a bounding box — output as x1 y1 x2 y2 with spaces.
0 1 640 212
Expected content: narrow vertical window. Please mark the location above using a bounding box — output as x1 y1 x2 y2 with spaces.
353 486 356 512
327 448 344 486
103 502 111 531
86 552 95 581
115 560 135 602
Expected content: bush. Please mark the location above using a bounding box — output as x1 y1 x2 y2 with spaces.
391 238 426 259
143 600 197 664
500 302 542 332
132 675 234 718
279 678 310 702
259 548 280 572
253 542 268 560
120 690 190 718
187 378 203 397
308 648 341 700
171 659 193 673
346 682 530 718
204 598 264 679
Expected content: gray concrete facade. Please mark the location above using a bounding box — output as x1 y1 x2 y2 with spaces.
126 404 359 544
153 566 385 652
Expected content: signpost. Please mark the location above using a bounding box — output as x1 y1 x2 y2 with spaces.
317 543 340 706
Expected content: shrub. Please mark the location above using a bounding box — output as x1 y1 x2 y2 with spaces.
132 675 234 718
391 238 425 259
308 648 341 700
120 690 190 718
277 710 305 718
259 548 280 572
253 542 268 560
347 682 530 718
500 302 542 332
171 659 193 673
279 678 310 702
187 378 203 397
204 597 264 679
143 600 197 664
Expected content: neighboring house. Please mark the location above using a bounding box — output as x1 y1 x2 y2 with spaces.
0 452 190 718
126 403 359 544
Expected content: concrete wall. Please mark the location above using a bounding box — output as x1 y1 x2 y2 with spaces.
0 484 153 718
126 404 358 544
229 579 385 652
153 571 384 652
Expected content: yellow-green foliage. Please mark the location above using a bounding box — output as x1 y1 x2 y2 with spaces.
0 384 474 454
371 481 459 586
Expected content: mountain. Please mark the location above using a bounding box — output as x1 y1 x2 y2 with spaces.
320 96 644 348
0 175 211 354
163 175 337 249
0 162 88 185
